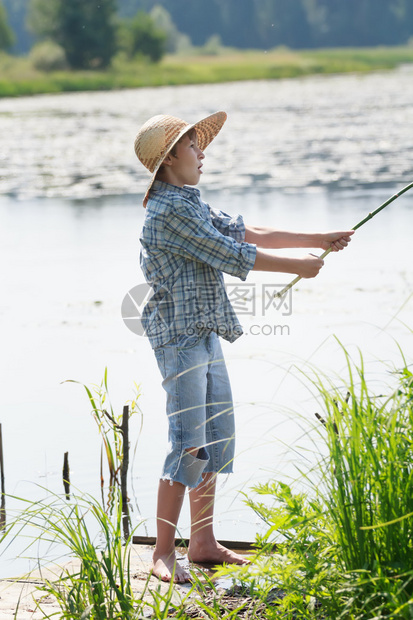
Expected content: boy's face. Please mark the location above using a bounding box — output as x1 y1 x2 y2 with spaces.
163 132 205 187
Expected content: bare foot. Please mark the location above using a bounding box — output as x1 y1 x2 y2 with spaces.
187 540 250 566
151 552 192 583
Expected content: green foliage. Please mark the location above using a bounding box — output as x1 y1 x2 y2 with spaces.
216 349 413 618
26 0 59 40
58 0 117 69
240 481 344 618
29 39 67 72
118 10 166 62
199 35 223 56
28 0 117 69
149 5 191 54
0 1 14 51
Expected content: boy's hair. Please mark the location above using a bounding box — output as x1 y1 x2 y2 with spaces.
156 127 197 178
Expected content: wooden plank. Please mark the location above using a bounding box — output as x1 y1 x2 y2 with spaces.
132 536 257 551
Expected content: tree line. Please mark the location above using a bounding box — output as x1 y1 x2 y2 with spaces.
1 0 413 67
122 0 413 49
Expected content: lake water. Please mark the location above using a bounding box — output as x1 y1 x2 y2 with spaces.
1 69 413 577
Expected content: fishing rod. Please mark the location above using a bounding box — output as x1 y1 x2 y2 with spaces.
275 181 413 300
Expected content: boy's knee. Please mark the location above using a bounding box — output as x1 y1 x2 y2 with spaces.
185 446 200 458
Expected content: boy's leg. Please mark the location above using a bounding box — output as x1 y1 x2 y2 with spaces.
187 472 249 565
152 332 245 578
151 335 212 583
151 478 189 583
186 334 247 564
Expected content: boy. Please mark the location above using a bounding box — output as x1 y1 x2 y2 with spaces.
134 111 353 583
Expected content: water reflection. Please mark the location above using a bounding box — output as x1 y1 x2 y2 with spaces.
1 68 413 200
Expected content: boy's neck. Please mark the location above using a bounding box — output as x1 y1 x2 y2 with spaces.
156 167 200 190
156 168 182 187
154 179 199 194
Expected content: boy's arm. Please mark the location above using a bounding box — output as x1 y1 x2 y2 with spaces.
244 226 354 252
253 250 324 278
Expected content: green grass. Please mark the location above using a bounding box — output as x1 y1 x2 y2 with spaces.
2 490 150 619
2 45 413 97
2 489 253 619
214 343 413 619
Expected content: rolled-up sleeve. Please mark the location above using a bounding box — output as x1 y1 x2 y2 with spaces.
163 197 256 281
208 206 246 243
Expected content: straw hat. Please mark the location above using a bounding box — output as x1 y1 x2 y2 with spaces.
134 111 227 207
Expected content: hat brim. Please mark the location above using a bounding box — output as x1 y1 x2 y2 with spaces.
143 110 227 207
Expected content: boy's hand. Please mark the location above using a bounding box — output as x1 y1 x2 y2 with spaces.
296 254 325 278
319 230 354 252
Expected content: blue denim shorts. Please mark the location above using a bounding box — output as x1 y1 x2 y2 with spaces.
153 332 235 488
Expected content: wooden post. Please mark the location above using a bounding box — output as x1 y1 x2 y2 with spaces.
0 424 5 530
120 405 130 540
63 451 70 500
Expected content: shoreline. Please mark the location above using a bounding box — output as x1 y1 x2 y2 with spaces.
1 45 413 98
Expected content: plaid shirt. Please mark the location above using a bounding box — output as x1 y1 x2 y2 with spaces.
140 180 257 349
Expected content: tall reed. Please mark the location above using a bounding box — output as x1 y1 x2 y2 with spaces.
66 368 142 488
319 354 413 577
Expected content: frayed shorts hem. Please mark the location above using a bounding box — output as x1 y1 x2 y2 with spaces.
160 469 234 489
161 446 234 489
162 446 209 488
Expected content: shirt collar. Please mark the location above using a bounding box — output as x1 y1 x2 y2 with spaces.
151 180 201 199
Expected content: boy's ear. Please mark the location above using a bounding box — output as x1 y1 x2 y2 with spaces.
162 153 173 167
